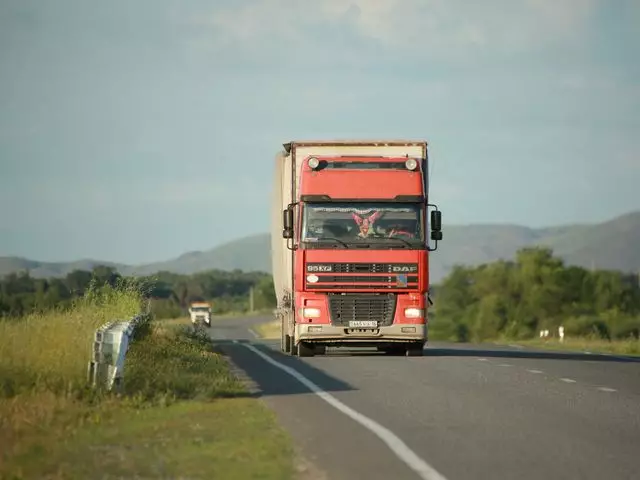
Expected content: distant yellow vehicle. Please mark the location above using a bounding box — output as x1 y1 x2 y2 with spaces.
188 301 212 328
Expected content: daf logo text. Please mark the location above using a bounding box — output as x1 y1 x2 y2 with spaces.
392 265 418 273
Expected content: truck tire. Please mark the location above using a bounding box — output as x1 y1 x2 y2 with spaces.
297 341 315 357
382 346 405 356
406 344 424 357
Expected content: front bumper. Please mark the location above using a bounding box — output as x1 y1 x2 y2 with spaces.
295 323 427 345
192 316 211 324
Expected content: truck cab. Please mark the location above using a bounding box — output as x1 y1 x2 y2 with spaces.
271 140 442 357
189 301 212 328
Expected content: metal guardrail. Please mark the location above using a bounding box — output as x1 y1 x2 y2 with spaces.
87 313 150 391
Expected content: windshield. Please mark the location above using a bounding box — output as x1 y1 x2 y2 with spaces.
301 202 424 247
191 307 210 312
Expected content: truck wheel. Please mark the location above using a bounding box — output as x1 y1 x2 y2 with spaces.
406 344 424 357
297 341 315 357
383 346 405 356
314 345 326 355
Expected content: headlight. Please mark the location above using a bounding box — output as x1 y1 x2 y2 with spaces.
308 157 320 169
404 307 423 318
405 158 418 171
302 307 321 318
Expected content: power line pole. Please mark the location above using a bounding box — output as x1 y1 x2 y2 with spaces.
249 286 254 313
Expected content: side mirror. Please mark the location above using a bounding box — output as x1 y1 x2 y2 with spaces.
430 210 442 231
282 207 294 239
427 207 443 251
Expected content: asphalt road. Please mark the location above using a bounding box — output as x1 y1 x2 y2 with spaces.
208 316 640 480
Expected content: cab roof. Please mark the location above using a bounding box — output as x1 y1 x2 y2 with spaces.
283 139 428 153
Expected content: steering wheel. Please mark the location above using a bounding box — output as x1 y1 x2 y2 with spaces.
387 227 413 238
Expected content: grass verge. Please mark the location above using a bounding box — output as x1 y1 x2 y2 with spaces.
493 337 640 356
0 284 142 397
1 297 294 479
254 319 281 339
212 309 273 319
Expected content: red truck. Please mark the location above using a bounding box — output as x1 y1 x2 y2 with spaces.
271 140 442 357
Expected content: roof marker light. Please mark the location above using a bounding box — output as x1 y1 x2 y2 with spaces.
405 158 418 171
308 157 320 169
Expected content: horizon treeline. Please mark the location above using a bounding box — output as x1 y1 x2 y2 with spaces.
0 266 276 319
2 247 639 344
431 247 640 342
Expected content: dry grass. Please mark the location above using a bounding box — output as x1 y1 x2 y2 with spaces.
0 285 142 397
255 319 281 339
0 284 144 474
156 316 191 328
499 336 640 356
212 309 274 319
0 311 295 479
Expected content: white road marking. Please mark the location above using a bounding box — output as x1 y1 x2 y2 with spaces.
476 358 488 362
248 328 259 339
527 369 543 374
560 378 577 383
216 330 228 340
497 364 512 367
597 387 617 393
236 341 448 480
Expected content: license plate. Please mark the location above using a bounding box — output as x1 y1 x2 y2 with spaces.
349 320 378 328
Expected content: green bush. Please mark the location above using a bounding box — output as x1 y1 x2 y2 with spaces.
433 246 640 343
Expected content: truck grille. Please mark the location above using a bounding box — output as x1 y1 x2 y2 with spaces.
307 263 417 274
327 293 396 327
305 263 419 291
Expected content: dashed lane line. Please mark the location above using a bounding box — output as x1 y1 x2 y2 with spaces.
597 387 617 393
466 354 621 394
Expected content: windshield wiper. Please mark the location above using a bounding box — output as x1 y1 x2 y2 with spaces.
384 237 414 248
316 237 350 248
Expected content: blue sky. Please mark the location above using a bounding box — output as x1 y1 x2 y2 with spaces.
0 0 638 264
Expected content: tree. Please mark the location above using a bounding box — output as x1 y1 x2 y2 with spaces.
432 247 640 342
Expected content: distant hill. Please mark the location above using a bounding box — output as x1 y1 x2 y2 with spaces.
0 257 126 280
430 210 640 282
127 234 271 276
2 211 639 283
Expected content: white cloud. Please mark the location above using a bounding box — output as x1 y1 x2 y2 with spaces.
192 0 600 61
